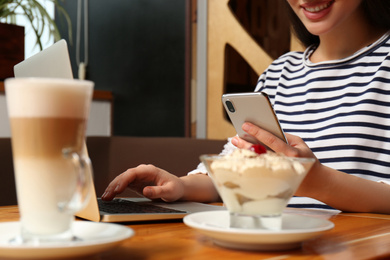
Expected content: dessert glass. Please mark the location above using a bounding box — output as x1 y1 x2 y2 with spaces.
200 152 315 230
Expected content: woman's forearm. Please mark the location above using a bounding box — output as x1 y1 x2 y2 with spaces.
179 174 220 202
180 164 390 214
298 164 390 214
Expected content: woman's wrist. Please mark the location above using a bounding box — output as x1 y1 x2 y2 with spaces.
295 161 331 201
179 174 219 202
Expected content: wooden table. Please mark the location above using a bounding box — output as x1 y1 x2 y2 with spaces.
1 206 390 259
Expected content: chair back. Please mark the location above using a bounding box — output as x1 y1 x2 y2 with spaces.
0 138 17 205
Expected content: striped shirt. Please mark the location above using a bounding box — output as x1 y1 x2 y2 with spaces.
189 31 390 211
255 31 390 209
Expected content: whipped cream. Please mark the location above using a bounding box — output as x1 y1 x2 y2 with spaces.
211 149 306 174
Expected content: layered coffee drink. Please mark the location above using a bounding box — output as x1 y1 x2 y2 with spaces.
5 78 93 242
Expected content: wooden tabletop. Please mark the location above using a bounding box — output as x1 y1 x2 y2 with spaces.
1 206 390 259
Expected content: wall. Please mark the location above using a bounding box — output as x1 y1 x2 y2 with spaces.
0 93 111 137
56 0 188 137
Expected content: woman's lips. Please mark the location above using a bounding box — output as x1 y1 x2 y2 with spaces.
301 0 335 20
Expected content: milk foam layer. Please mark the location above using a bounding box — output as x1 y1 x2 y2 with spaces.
208 149 313 216
5 78 93 118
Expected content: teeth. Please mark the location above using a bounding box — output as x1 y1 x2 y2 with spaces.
304 1 332 13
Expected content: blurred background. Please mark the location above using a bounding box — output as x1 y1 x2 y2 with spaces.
1 0 296 139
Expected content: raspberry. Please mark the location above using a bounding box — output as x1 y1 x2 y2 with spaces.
249 144 267 155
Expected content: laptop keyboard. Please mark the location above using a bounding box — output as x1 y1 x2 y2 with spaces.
98 199 187 214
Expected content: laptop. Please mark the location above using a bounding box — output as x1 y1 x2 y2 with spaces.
14 40 225 222
78 182 224 222
14 40 73 79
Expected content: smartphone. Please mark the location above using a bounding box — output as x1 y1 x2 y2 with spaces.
222 92 287 148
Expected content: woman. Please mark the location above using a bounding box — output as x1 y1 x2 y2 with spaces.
102 0 390 213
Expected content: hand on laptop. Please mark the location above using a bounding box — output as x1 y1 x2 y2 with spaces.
101 164 186 202
102 164 220 203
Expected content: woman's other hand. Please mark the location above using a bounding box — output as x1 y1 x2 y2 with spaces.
101 164 185 202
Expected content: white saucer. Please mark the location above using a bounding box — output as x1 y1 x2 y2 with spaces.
183 210 334 251
0 221 134 259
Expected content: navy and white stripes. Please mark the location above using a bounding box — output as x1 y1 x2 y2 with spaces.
255 32 390 209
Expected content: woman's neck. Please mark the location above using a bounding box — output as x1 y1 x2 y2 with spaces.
310 28 386 63
309 9 387 63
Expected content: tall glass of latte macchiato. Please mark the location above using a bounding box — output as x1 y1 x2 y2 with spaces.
5 77 94 245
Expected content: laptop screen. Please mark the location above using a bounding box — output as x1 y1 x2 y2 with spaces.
14 40 73 79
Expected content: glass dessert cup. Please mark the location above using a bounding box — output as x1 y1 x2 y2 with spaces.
200 153 315 231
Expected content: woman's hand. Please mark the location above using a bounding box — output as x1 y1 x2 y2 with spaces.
231 122 317 159
231 122 322 197
101 164 185 202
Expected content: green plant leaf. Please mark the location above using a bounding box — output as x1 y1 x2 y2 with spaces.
0 0 72 50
